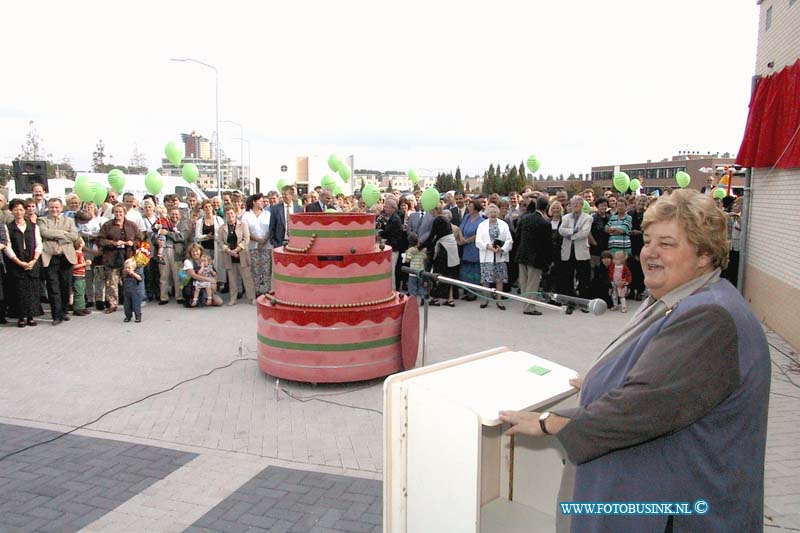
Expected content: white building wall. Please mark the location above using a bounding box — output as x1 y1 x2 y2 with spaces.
756 0 800 74
746 168 800 289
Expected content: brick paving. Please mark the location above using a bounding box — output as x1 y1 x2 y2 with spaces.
186 466 382 533
0 300 796 531
0 423 196 533
763 329 800 531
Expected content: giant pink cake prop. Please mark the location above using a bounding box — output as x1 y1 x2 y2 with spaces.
257 212 418 383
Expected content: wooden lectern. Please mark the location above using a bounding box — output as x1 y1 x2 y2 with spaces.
383 347 578 533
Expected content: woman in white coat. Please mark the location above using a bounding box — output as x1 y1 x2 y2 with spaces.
475 203 513 310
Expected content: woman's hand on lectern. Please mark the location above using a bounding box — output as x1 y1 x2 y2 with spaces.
569 377 583 390
498 411 545 437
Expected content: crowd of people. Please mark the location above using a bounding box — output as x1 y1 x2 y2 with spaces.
377 185 743 314
0 181 743 327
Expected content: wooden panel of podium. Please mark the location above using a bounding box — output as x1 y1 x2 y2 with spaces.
383 347 578 533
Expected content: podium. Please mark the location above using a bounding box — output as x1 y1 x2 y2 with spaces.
383 347 578 533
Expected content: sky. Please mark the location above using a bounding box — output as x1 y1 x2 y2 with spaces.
1 1 761 188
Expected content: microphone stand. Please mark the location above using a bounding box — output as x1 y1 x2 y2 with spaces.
402 268 569 367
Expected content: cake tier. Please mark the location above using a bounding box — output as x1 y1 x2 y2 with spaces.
271 247 394 305
286 212 377 254
256 294 411 383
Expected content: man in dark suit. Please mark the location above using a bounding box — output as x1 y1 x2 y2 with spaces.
449 191 466 227
269 185 304 247
304 190 332 213
515 196 552 316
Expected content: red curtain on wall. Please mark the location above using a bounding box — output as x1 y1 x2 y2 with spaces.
736 59 800 169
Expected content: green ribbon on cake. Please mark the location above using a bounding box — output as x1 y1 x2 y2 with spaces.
258 334 400 352
274 272 391 285
288 228 377 238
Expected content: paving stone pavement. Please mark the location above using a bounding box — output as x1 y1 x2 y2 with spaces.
0 423 196 533
186 466 382 533
763 329 800 531
0 298 796 531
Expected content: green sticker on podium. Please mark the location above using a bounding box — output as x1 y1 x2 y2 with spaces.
528 365 551 376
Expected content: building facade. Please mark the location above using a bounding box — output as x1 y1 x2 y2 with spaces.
160 157 238 191
181 131 211 160
737 0 800 349
591 153 741 192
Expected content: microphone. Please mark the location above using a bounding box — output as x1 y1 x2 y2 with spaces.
544 293 608 316
400 266 439 280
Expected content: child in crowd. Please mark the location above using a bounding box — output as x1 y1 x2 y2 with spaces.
192 254 217 306
403 234 427 305
122 257 143 323
72 238 92 316
152 205 171 264
590 250 614 310
608 250 632 313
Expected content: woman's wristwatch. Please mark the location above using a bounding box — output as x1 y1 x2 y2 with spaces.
539 412 553 435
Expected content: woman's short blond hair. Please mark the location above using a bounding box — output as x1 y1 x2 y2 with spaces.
185 242 204 261
642 188 729 269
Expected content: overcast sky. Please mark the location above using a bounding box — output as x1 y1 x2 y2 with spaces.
1 1 760 187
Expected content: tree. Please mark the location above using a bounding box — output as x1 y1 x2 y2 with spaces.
387 178 393 191
92 139 113 173
17 121 53 162
454 166 463 191
128 144 149 174
567 173 577 181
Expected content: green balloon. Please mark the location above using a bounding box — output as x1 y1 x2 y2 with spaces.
277 178 288 191
164 142 183 168
332 183 344 197
420 187 440 212
182 163 199 184
407 169 419 184
328 154 341 173
321 175 336 190
582 199 591 214
713 187 726 200
526 154 540 174
74 176 95 202
362 184 381 208
325 208 338 213
93 185 108 206
338 164 352 181
145 171 163 195
675 171 691 189
613 172 630 194
629 178 641 192
108 169 125 193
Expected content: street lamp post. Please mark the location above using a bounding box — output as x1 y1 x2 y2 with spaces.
233 137 251 193
221 120 245 190
170 58 221 193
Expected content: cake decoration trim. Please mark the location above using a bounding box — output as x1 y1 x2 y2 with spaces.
273 272 391 285
258 333 400 352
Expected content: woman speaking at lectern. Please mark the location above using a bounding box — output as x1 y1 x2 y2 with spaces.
500 189 770 532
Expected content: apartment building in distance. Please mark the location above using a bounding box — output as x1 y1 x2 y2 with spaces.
591 153 742 192
735 0 800 349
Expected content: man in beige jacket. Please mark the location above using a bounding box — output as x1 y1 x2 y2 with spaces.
38 198 79 325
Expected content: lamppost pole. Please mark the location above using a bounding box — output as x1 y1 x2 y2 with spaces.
233 137 250 193
170 58 220 193
221 120 245 190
